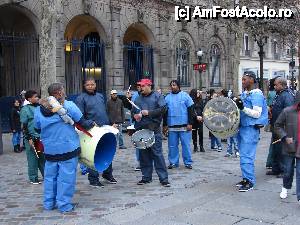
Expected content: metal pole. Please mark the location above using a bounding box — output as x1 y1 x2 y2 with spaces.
198 56 202 90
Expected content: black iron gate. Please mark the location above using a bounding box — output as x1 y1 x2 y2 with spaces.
65 34 106 96
0 32 40 97
123 41 154 87
0 32 39 132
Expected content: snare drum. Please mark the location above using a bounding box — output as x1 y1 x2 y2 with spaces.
131 129 155 149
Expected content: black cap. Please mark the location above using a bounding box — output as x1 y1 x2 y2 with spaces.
243 71 257 83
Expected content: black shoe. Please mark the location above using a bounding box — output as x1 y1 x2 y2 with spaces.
119 146 127 149
168 164 177 169
238 180 254 192
266 171 280 176
199 146 205 152
90 182 104 188
236 179 247 187
276 173 284 178
137 179 152 185
185 164 193 169
193 146 198 152
161 181 171 187
102 175 117 184
13 145 19 153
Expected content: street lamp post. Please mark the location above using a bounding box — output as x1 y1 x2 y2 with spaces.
197 49 204 90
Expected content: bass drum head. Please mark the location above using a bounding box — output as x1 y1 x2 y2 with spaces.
131 129 155 149
203 97 240 139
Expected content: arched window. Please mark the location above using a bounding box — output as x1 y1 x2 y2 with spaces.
210 44 221 86
176 39 190 86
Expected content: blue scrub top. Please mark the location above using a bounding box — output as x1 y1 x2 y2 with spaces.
34 100 83 155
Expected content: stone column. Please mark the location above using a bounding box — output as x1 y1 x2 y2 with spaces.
110 4 123 90
39 0 58 97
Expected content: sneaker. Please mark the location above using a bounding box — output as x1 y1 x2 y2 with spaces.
185 164 193 169
61 203 78 214
30 180 40 185
90 182 104 188
199 146 205 152
224 153 233 157
211 147 218 151
134 166 141 171
168 164 177 169
236 179 247 187
161 181 171 187
217 147 222 152
119 146 127 149
280 187 288 199
238 180 254 192
235 152 240 157
137 179 152 185
266 171 280 176
102 175 117 184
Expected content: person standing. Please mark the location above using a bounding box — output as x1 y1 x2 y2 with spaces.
132 78 170 187
75 77 117 188
189 89 205 152
10 99 22 153
267 77 295 176
107 90 126 149
20 90 45 184
163 80 194 169
234 71 268 192
274 91 300 203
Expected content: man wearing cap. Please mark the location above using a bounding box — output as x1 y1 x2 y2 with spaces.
107 89 126 149
234 71 268 192
267 77 295 177
132 78 170 187
163 80 194 170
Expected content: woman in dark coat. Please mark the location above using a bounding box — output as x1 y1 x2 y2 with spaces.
10 99 22 153
190 89 205 152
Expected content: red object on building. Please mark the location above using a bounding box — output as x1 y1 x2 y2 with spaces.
193 63 206 72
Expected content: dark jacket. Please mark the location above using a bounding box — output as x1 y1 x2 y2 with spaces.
106 98 125 124
10 106 21 132
75 92 110 126
192 99 204 128
270 88 294 126
274 92 300 158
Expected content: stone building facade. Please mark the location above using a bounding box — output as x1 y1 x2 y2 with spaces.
0 0 239 97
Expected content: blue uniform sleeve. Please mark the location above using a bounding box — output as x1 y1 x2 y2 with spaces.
185 93 194 107
67 102 83 122
34 107 41 129
251 92 264 108
20 107 28 124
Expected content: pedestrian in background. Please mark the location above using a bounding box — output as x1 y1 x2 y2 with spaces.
189 89 205 153
107 89 127 149
275 91 300 203
10 98 22 153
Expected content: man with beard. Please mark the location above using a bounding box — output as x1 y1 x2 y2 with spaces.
76 77 117 188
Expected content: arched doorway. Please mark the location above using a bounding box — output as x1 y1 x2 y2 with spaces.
0 5 39 97
123 23 154 88
64 15 106 95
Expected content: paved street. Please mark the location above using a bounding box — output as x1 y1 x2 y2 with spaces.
0 128 299 225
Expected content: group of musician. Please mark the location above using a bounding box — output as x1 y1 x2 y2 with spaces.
11 70 300 213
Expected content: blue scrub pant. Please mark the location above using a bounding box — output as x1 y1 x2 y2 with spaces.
44 157 78 213
168 131 192 166
237 126 259 185
139 133 168 182
12 131 21 146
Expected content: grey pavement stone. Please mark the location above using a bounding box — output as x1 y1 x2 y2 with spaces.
0 130 299 224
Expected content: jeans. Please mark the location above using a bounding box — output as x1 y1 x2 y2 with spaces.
266 141 274 168
237 126 259 185
168 131 192 166
12 131 21 146
88 163 113 184
272 133 284 174
136 148 140 163
117 124 125 147
211 135 222 149
282 155 300 200
140 133 168 182
44 157 78 212
226 135 238 154
192 126 203 147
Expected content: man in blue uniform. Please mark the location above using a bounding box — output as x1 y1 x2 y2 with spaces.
34 83 93 213
163 80 194 169
235 71 268 192
132 79 170 187
75 77 117 188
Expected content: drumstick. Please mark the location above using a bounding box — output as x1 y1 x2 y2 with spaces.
127 85 131 93
127 98 141 111
272 139 281 144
